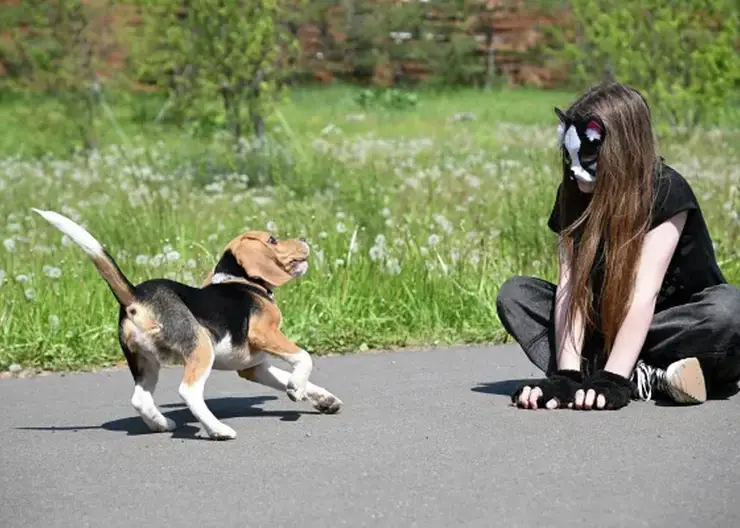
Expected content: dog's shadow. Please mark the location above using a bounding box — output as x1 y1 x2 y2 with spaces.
471 379 529 396
18 395 318 440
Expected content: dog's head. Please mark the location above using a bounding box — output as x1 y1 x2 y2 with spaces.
203 231 310 289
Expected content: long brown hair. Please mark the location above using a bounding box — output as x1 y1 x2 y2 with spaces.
558 82 659 359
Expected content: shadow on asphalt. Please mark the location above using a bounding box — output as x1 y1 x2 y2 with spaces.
16 395 320 440
471 379 530 396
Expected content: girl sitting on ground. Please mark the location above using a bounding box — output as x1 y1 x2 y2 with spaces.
496 81 740 410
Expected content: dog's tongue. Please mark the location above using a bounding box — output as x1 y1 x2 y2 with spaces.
293 260 309 276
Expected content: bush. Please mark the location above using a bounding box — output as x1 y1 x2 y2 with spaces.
134 0 301 144
547 0 740 130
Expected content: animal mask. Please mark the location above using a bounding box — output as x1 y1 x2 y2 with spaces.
555 107 606 184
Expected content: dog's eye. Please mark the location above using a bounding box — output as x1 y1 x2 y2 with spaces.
268 236 277 245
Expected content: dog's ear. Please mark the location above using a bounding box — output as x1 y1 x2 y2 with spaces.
232 237 293 287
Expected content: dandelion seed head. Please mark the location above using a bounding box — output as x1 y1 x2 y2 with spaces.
43 265 62 279
3 238 16 252
369 245 384 262
433 214 453 234
384 257 401 276
24 288 36 301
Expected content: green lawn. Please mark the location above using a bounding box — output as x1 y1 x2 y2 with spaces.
1 84 739 371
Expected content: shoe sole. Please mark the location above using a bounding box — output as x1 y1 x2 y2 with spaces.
666 357 707 404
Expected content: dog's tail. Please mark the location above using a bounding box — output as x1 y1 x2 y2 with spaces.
33 208 136 307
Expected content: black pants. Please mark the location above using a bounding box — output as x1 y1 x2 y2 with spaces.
495 276 740 390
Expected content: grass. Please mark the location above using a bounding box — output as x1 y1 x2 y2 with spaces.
0 83 739 371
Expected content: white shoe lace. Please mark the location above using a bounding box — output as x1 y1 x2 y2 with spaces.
632 361 669 401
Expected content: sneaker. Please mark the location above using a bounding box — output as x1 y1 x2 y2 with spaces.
631 357 707 404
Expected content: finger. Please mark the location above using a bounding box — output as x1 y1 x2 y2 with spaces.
584 389 596 410
596 393 606 409
529 387 542 410
518 386 531 408
546 398 559 410
574 389 585 409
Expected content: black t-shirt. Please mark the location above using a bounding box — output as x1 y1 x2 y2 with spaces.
547 162 726 311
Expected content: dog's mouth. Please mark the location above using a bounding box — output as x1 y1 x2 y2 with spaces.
291 258 309 277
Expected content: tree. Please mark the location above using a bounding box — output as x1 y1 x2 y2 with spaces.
545 0 740 131
6 0 120 151
136 0 302 144
418 0 486 87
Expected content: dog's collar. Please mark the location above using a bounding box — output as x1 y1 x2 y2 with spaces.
210 272 274 301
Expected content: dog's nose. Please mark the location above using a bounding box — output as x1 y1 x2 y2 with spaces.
299 237 307 243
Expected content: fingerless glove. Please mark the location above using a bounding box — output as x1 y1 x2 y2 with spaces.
580 370 632 410
511 369 583 407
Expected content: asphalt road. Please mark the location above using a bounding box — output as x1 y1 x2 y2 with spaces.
1 344 739 528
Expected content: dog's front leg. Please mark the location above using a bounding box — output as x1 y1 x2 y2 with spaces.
251 330 312 402
238 361 342 414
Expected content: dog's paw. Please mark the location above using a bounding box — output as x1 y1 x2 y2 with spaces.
161 417 177 432
143 415 177 433
308 390 343 414
286 380 307 402
207 423 237 441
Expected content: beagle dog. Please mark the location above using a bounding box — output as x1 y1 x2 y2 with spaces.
33 208 342 440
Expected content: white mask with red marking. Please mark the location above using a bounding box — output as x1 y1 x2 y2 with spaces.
555 107 605 184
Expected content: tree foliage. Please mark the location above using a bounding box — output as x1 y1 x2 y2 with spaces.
135 0 302 142
4 0 121 151
546 0 740 130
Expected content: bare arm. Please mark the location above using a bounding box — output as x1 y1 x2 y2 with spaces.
554 238 584 371
604 211 687 378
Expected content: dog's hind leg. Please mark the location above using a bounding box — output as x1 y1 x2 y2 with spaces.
120 325 175 433
178 326 236 440
131 355 176 432
238 361 342 414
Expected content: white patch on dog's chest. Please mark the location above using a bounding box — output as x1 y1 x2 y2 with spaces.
211 334 264 370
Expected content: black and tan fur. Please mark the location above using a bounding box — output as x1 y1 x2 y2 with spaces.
33 209 341 440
